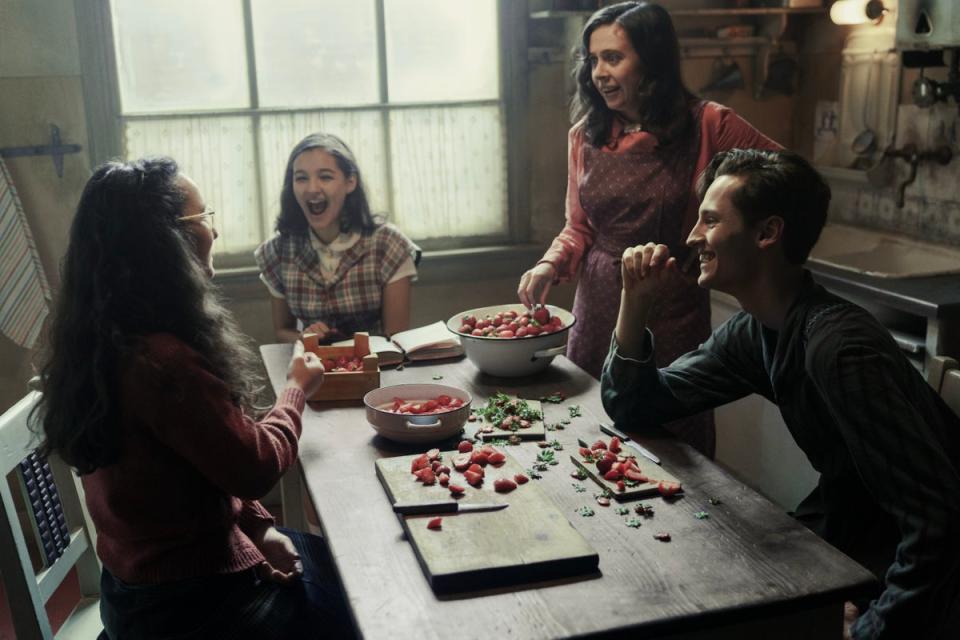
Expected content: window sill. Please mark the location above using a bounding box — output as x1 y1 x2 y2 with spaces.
214 243 549 299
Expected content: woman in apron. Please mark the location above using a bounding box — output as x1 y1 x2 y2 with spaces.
517 2 779 457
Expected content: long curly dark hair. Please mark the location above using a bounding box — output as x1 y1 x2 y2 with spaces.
275 132 381 237
571 2 697 147
34 157 262 474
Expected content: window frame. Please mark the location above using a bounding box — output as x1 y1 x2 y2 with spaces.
76 0 530 269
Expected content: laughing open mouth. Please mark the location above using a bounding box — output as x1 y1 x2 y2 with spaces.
306 199 328 215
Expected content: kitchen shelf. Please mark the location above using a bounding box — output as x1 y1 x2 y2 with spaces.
530 7 827 19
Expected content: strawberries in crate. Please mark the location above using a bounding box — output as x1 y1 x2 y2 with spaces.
301 332 380 401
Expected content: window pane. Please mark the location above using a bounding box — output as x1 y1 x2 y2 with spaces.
111 0 249 113
258 111 389 238
384 0 499 103
251 0 379 108
124 117 261 254
390 105 507 239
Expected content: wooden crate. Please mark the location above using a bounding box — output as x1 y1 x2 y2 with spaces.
302 332 380 401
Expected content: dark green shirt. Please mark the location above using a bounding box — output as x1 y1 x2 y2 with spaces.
601 273 960 639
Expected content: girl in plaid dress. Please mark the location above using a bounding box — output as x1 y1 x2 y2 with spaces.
256 133 420 344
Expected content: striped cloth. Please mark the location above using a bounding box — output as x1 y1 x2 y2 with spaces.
0 158 51 348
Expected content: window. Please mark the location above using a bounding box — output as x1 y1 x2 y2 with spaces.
101 0 513 266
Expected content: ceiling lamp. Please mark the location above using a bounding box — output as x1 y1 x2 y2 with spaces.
830 0 888 25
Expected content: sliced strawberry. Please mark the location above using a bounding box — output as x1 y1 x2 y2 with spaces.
514 473 529 484
414 468 436 485
591 440 608 451
453 454 472 472
487 451 506 466
624 468 646 482
468 463 485 477
426 448 441 460
435 465 450 475
596 457 614 474
494 477 518 493
438 472 450 486
410 454 429 473
437 395 452 406
609 437 622 453
457 440 473 453
616 480 626 492
427 517 443 530
464 470 483 486
579 447 592 458
470 450 490 466
657 481 681 497
481 445 496 455
448 484 465 496
603 469 622 481
431 460 442 472
596 496 610 506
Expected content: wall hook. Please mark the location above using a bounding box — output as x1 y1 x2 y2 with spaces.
0 124 82 178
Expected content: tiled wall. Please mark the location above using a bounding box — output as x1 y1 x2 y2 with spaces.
828 103 960 248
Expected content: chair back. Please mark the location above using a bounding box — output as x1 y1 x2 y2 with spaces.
941 368 960 418
0 391 102 639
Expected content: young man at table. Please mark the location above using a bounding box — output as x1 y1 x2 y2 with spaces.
601 149 960 639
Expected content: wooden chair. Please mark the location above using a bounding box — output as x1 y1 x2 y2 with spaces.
0 391 103 639
937 360 960 418
927 356 958 393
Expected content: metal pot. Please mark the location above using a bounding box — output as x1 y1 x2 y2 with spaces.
363 384 472 444
445 304 576 377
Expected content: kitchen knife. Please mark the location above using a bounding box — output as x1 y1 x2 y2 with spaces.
599 422 661 465
393 501 508 515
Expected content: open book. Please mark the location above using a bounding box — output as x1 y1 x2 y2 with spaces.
332 321 464 367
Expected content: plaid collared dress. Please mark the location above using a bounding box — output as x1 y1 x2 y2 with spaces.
255 223 420 336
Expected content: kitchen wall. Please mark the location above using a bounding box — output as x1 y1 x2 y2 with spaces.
819 15 960 247
0 0 91 410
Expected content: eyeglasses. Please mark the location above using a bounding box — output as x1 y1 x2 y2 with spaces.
177 209 216 224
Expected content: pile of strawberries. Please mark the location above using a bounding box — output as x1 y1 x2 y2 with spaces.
457 307 565 339
321 355 365 372
409 442 530 530
388 395 465 415
579 437 680 497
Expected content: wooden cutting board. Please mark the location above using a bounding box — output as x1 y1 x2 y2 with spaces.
570 453 685 502
376 448 598 593
474 397 546 441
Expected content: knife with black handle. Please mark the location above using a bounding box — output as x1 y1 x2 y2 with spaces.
393 501 508 515
599 422 661 465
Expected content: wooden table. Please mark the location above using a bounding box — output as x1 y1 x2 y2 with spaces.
260 346 877 639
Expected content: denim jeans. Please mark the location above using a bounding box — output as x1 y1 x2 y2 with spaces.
98 529 354 639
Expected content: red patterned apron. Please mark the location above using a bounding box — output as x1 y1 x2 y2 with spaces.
569 102 715 457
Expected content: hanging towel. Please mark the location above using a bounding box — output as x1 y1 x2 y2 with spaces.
0 158 51 349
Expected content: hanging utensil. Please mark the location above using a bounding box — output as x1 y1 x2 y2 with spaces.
851 56 877 157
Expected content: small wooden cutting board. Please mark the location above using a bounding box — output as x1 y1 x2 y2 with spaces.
473 397 546 441
570 454 684 502
376 448 598 593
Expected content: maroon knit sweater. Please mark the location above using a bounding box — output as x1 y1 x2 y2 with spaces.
81 333 305 584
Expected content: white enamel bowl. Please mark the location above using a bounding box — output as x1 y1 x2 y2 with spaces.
363 383 472 444
446 304 576 377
